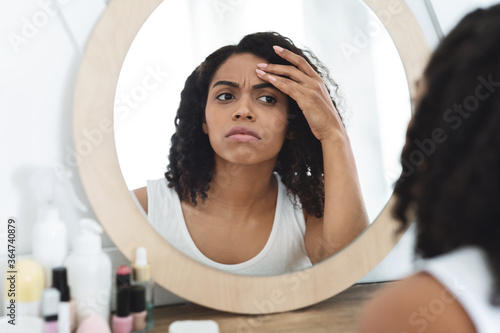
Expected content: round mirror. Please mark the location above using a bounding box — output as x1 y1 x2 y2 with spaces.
114 0 410 273
115 0 409 219
73 0 429 313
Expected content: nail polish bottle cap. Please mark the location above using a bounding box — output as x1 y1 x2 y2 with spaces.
52 267 71 302
129 285 145 313
116 265 131 290
116 287 131 317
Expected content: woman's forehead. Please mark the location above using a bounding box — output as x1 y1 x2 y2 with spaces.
210 53 267 83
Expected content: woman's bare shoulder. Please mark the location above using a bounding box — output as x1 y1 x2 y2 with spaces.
358 272 476 333
133 187 148 214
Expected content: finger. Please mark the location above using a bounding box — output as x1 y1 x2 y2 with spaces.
256 63 312 86
273 45 318 78
256 71 308 106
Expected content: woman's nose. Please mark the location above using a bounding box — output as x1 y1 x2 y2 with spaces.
232 98 255 121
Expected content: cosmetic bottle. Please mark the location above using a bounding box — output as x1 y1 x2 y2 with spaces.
31 168 68 288
42 288 60 333
65 218 112 325
112 287 133 333
5 258 44 317
52 267 76 333
131 247 154 330
76 314 112 333
129 285 147 333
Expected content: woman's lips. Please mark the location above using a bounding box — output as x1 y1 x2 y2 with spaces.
226 134 260 142
225 126 261 142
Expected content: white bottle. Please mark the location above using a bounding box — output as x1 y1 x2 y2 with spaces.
65 218 112 326
31 169 68 288
32 206 68 288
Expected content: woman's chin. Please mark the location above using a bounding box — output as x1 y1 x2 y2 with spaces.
216 151 271 167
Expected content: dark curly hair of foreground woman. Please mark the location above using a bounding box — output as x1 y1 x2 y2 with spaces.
393 5 500 304
165 31 343 218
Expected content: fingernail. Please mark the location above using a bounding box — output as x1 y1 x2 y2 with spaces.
257 63 268 69
273 45 284 53
256 69 266 76
268 75 276 82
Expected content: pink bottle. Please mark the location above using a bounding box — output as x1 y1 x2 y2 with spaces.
112 287 133 333
76 314 111 333
129 285 147 333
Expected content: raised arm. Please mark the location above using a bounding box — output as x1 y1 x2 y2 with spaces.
306 128 369 262
256 46 369 263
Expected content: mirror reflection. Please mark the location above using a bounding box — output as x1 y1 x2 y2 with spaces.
114 0 410 276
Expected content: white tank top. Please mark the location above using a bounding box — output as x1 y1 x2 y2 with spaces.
415 246 500 332
145 173 313 276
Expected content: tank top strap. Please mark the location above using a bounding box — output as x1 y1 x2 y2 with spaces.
415 246 500 332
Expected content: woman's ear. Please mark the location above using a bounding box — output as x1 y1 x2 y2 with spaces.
202 122 208 135
286 131 294 140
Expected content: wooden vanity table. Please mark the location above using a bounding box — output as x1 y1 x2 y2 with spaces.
151 282 388 333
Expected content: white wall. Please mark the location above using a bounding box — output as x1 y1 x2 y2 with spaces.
2 0 498 312
1 0 106 252
431 0 500 35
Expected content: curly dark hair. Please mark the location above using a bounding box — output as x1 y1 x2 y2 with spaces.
393 5 500 304
165 31 343 218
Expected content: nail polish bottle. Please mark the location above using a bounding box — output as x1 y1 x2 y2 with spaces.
52 267 76 333
129 286 147 333
42 288 60 333
112 287 133 333
131 247 154 330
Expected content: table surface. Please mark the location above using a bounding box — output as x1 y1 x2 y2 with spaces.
151 282 388 333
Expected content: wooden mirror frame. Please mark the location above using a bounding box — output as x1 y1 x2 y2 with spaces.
73 0 429 314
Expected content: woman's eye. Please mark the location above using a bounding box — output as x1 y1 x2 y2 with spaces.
258 96 277 104
216 93 234 101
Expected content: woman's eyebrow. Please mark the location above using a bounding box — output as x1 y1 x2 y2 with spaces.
211 81 279 91
212 80 238 89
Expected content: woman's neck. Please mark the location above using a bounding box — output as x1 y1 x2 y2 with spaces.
201 156 278 219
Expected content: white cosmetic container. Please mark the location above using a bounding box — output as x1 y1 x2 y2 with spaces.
30 169 68 288
65 219 112 325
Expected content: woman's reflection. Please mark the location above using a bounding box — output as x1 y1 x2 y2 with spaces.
133 31 368 275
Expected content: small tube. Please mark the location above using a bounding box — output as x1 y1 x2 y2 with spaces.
42 288 60 333
52 267 76 333
131 247 154 330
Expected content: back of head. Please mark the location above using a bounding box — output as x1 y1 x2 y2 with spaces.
393 4 500 303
